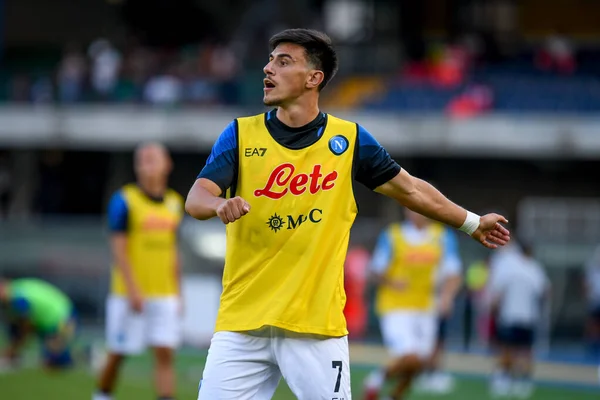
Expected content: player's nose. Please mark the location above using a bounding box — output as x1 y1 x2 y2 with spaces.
263 62 274 76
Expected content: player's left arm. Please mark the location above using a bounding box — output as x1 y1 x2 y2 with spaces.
353 125 510 248
376 170 510 248
438 229 463 316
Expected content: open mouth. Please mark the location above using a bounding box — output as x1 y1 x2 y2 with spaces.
264 79 276 89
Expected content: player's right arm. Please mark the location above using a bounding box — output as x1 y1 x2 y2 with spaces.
107 192 143 313
185 121 250 224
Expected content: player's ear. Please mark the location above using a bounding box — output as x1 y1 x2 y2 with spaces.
306 70 324 90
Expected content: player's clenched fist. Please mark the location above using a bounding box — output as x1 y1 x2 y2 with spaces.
216 196 251 224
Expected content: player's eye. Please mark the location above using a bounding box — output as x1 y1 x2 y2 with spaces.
279 60 287 66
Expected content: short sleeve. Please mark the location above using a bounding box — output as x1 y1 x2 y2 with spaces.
107 191 128 232
370 229 394 274
198 121 238 193
354 125 401 190
439 228 462 278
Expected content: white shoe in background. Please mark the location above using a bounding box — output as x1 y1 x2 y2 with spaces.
512 380 534 399
90 341 107 373
490 373 512 398
430 371 455 394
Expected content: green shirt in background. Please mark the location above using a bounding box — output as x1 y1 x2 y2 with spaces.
7 279 72 334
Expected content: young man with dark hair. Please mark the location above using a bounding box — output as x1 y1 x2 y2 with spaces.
186 28 510 399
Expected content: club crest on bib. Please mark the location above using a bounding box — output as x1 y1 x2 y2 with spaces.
328 135 349 156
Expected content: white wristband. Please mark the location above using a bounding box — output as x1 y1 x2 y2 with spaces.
459 211 480 236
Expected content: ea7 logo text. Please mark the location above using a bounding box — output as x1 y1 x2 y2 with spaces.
245 148 267 157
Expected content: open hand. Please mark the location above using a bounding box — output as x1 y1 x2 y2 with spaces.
216 196 251 224
471 213 511 249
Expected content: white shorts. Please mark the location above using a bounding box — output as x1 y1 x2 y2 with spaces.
105 295 181 354
380 310 436 358
198 330 351 400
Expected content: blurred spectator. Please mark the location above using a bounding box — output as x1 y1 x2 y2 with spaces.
446 85 494 119
535 33 576 75
209 44 240 105
31 77 54 105
430 43 471 88
88 39 122 99
584 245 600 360
143 66 183 106
57 44 87 103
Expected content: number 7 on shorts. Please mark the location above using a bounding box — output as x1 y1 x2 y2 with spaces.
332 360 343 393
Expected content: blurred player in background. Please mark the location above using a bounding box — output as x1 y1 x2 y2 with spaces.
583 245 600 364
93 143 184 400
0 278 77 371
463 254 491 351
185 28 510 400
364 209 462 400
488 243 550 399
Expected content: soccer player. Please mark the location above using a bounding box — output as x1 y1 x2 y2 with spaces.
488 243 550 398
93 143 184 400
584 245 600 362
364 209 462 399
0 277 77 370
185 28 510 400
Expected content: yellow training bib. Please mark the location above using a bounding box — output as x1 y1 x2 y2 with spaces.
111 184 183 297
376 223 444 314
216 113 358 337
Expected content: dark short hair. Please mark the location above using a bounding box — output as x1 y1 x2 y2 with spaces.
269 28 338 91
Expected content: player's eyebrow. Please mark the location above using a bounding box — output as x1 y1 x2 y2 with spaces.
269 53 295 62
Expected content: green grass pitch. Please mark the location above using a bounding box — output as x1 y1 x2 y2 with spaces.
0 350 598 399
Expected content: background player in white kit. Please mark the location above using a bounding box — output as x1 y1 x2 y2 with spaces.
488 242 550 398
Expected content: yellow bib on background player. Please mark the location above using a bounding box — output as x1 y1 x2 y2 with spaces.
217 113 358 337
376 223 444 314
111 184 183 297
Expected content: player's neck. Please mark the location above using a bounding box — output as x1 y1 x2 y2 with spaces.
412 222 428 231
138 180 167 199
275 98 320 128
